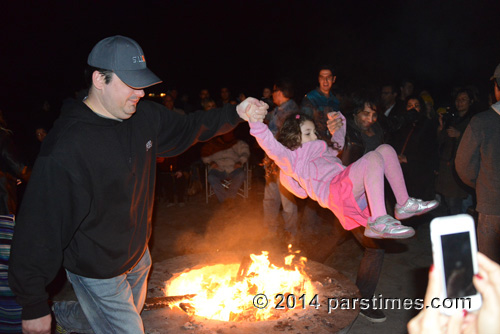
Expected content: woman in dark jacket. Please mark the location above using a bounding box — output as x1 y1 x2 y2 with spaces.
435 88 475 214
392 95 439 201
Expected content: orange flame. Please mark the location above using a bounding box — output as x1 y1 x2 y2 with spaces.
164 250 315 321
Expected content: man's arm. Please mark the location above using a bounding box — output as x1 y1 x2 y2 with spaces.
156 98 266 157
9 156 91 321
455 121 480 188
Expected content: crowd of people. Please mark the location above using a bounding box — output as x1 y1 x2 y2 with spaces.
0 34 499 334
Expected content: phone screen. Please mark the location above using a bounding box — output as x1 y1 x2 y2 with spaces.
441 232 477 298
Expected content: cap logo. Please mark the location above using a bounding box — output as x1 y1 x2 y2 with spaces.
132 55 146 63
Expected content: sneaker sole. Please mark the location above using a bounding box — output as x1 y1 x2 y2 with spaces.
364 228 415 239
395 202 439 220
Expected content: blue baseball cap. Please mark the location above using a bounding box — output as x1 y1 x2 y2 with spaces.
88 35 162 89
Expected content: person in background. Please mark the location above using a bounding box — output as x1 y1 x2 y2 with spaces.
435 88 475 215
455 63 500 263
0 109 29 333
301 65 340 141
261 86 274 110
155 156 189 207
219 87 237 106
262 79 300 244
334 95 388 322
201 130 250 204
163 93 185 115
399 78 415 102
392 95 438 201
201 98 217 111
300 65 342 250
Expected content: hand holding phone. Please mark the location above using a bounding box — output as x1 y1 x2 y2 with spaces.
430 214 482 315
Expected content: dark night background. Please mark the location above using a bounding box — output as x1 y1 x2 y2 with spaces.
2 0 500 146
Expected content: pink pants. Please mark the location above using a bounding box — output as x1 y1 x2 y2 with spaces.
348 144 409 219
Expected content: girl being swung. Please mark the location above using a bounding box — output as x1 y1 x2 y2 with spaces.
247 109 439 239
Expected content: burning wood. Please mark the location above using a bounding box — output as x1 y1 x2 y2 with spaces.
235 255 252 282
143 294 196 311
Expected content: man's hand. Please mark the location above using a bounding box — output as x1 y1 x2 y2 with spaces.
327 111 343 136
22 314 52 334
237 97 268 122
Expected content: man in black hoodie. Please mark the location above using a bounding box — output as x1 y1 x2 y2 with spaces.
8 35 267 334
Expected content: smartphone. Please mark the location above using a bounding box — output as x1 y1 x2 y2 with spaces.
430 214 482 315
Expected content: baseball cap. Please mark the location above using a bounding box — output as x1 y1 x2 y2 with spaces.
490 63 500 80
88 35 162 89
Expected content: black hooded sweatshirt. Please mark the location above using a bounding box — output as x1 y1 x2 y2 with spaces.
8 99 241 320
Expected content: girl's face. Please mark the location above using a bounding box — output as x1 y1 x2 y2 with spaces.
300 120 317 144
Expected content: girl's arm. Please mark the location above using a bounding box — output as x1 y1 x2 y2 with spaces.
249 122 297 175
280 172 307 198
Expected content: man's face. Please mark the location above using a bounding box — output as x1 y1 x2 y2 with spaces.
318 69 336 95
221 88 230 100
272 85 284 106
203 100 217 111
100 73 145 120
164 95 174 110
455 92 472 114
200 89 209 100
35 128 47 142
354 103 378 131
381 86 396 106
400 82 414 98
262 88 272 99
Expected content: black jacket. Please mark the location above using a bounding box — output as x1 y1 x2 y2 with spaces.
0 128 26 215
9 99 241 320
341 117 384 165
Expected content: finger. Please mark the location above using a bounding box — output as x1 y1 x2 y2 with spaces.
477 252 500 279
407 312 424 334
327 111 338 120
424 265 442 307
446 311 464 334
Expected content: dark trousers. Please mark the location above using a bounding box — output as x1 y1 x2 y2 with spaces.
351 227 385 299
477 213 500 264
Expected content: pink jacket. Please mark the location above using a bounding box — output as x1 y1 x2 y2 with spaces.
249 114 347 209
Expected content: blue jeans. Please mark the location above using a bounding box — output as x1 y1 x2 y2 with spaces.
263 179 298 236
208 168 245 202
53 248 151 334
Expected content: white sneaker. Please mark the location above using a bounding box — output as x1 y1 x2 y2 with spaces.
395 197 439 220
364 215 415 239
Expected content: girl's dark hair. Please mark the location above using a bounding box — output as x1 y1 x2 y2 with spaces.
277 113 315 151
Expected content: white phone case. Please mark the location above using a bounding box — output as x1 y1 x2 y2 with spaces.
430 214 482 315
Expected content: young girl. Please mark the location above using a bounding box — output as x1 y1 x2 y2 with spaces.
247 111 439 239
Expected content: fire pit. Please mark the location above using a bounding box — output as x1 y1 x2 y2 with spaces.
142 251 360 334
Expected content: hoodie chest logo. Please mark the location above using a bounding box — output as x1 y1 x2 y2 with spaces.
146 140 152 152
